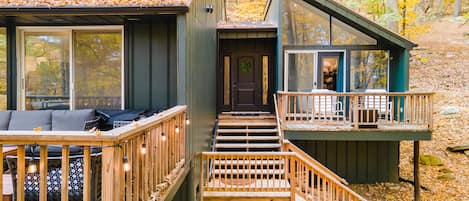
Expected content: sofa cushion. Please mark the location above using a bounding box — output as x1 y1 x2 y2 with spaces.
52 109 95 131
8 110 52 131
0 111 11 130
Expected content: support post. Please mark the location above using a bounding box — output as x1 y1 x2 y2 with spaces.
102 146 123 201
414 141 420 201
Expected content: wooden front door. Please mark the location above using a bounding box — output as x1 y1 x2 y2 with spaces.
218 39 275 112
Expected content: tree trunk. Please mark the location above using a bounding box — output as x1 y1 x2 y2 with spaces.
386 0 399 32
436 0 443 15
453 0 462 17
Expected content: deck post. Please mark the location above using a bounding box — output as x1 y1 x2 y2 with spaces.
414 141 420 201
102 145 124 201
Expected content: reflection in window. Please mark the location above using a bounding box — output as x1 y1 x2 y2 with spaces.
350 50 388 91
282 0 330 45
332 18 377 45
24 32 70 110
74 31 122 109
0 28 6 110
22 28 123 110
287 53 316 91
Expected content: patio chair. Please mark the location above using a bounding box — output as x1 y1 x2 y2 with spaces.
363 89 393 120
6 146 102 201
300 89 344 121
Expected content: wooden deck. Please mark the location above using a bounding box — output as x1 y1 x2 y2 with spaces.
277 91 434 133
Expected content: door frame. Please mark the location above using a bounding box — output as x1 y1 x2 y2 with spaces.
217 39 276 113
283 49 346 91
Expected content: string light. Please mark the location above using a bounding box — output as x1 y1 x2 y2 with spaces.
141 135 147 155
175 126 180 134
27 145 38 173
123 156 130 172
27 159 37 174
161 132 167 141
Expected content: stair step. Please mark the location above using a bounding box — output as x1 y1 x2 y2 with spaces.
216 143 281 149
217 128 278 134
218 121 277 127
216 136 279 141
211 169 285 175
221 111 271 115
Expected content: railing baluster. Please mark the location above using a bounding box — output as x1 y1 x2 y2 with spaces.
83 146 91 201
39 147 50 199
17 145 25 201
61 146 69 201
0 145 2 201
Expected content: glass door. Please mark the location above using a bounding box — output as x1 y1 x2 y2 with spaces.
285 51 317 92
22 31 70 110
317 53 341 91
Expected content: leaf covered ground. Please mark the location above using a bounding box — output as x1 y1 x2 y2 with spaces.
350 17 469 201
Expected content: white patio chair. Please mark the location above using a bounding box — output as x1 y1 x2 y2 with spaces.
363 89 393 120
309 89 344 120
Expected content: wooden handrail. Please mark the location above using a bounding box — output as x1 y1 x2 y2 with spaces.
0 105 187 201
278 91 435 96
273 93 283 142
200 141 367 201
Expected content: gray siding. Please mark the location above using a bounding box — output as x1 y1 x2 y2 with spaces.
291 140 399 184
126 17 178 110
175 0 224 201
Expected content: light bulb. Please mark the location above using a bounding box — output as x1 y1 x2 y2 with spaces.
185 118 190 125
141 143 147 155
161 133 167 141
27 162 37 174
175 126 180 134
123 157 130 172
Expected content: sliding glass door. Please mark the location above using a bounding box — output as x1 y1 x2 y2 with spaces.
20 27 123 110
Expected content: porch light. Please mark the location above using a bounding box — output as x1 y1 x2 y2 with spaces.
123 156 130 172
175 126 180 134
27 159 37 174
161 132 167 142
185 118 190 125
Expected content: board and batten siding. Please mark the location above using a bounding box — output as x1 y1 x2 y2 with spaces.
125 16 178 110
291 140 399 183
172 0 225 201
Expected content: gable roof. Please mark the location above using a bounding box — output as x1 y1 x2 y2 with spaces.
0 0 190 7
302 0 416 49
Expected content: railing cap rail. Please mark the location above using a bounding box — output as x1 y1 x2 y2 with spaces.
277 91 435 96
0 105 187 146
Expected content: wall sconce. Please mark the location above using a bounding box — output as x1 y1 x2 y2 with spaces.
206 5 214 14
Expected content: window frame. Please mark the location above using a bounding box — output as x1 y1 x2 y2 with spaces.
17 26 125 110
284 49 347 92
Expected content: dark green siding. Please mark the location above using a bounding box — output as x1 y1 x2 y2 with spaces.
126 17 178 110
291 140 400 184
175 0 224 201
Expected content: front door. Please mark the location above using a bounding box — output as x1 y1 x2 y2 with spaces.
218 39 275 112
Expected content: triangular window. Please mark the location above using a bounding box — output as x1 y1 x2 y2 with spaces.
332 17 377 45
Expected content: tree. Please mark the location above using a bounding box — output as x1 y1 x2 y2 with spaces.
386 0 400 31
453 0 462 16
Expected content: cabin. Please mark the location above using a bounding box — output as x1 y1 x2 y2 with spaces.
0 0 433 201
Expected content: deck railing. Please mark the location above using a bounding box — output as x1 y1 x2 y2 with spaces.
201 141 366 201
0 105 187 201
277 91 434 131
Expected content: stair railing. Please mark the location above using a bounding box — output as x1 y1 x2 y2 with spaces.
208 119 219 181
273 93 284 144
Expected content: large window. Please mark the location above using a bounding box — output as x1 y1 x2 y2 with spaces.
0 28 6 110
20 27 123 110
282 0 330 45
350 50 389 91
282 0 377 46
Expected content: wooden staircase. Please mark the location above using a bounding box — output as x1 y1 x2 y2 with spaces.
203 111 366 201
215 111 281 152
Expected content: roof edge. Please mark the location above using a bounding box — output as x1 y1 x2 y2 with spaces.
308 0 417 49
0 6 189 16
